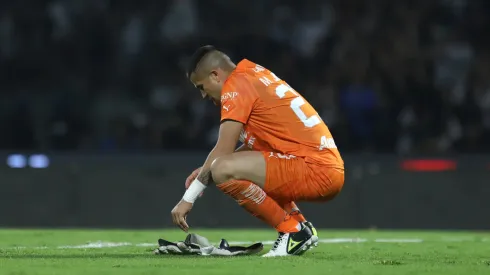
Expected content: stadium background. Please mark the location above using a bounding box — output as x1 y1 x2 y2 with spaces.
0 0 489 230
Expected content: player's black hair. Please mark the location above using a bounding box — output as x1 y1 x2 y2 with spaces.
186 45 217 79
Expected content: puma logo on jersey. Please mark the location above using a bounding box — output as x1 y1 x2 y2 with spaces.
223 105 231 112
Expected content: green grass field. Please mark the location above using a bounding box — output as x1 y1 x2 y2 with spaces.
1 229 489 275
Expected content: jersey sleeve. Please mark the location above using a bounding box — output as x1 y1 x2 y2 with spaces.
220 75 258 124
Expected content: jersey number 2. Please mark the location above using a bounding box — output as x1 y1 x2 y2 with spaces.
275 84 321 128
275 83 336 150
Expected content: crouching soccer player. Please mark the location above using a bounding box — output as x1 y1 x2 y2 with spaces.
171 45 345 257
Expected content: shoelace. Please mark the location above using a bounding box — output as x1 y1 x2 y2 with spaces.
271 233 285 251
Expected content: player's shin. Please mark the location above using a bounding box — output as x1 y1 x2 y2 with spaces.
216 180 300 233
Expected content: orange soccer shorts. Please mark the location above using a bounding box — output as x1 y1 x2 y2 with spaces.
262 152 344 204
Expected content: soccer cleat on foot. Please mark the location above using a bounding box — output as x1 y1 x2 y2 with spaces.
262 223 317 257
304 221 318 248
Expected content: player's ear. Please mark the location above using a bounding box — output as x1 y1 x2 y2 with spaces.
209 70 219 82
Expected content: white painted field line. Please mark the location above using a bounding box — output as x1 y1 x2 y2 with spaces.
58 242 132 249
228 238 369 245
18 238 419 249
5 236 487 250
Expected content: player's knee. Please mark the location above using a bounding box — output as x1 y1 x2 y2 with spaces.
210 157 236 185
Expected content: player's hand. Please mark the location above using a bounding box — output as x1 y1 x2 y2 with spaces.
171 200 193 232
185 167 204 198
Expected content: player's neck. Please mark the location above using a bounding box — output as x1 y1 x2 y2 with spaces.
221 65 236 82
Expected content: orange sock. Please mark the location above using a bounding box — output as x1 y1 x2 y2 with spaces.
283 202 307 223
217 180 300 233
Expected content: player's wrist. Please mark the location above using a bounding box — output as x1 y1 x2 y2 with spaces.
182 179 207 203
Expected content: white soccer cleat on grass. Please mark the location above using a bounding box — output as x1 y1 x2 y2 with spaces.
262 223 317 257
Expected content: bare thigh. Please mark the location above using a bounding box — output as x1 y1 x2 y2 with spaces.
210 151 267 188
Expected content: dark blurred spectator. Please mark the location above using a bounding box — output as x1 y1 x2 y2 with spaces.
0 0 489 154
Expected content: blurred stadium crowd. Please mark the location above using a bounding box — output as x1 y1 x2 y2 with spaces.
0 0 489 154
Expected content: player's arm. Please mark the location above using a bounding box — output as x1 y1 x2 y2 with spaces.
194 120 243 186
188 75 255 191
184 130 249 189
180 120 242 201
172 76 256 232
172 120 242 232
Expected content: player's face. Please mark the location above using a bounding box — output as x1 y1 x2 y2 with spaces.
191 71 223 105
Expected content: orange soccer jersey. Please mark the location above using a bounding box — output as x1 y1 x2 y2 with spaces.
220 59 343 169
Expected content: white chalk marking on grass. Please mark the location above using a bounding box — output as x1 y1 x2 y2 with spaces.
12 237 490 250
58 241 132 249
226 238 369 246
21 238 419 250
229 238 405 245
